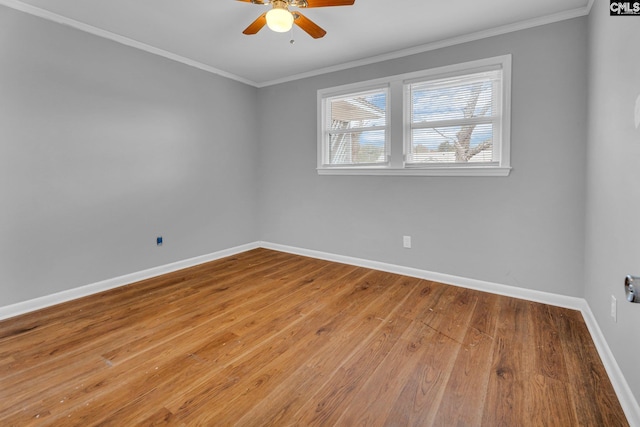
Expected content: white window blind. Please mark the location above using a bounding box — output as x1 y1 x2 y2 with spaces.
322 88 388 166
406 69 503 166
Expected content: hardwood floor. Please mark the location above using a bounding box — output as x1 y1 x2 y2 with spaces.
0 248 628 426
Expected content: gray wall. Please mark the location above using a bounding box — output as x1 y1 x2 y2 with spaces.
258 18 588 297
585 0 640 403
0 6 260 305
2 0 637 407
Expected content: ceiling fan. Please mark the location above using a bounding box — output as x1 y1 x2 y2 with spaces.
237 0 356 39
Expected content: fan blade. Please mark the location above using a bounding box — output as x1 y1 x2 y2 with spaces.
243 12 267 35
303 0 354 7
293 12 326 38
236 0 267 4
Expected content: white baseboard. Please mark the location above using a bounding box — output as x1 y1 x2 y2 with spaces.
1 240 638 424
260 241 585 310
260 241 640 424
0 241 260 322
579 303 640 427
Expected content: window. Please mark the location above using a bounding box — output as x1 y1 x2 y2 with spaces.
318 55 511 176
322 88 388 166
406 70 502 167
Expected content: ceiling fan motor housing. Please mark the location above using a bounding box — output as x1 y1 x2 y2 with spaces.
271 0 289 9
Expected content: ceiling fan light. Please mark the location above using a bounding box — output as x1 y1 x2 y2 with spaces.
266 8 294 32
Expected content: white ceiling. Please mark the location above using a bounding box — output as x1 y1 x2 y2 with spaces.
1 0 592 87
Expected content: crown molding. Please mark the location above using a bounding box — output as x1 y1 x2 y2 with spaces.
0 0 259 87
257 5 591 87
1 0 592 88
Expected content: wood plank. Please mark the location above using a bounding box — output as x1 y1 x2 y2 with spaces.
482 297 535 426
330 285 478 426
0 254 329 424
0 249 628 426
177 276 417 425
26 262 357 425
527 373 577 427
57 262 364 425
430 291 499 425
163 270 403 423
229 278 434 426
404 286 484 424
530 302 570 382
553 306 629 426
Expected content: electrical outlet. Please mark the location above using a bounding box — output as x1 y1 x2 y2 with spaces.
157 236 163 246
610 295 617 322
403 235 411 249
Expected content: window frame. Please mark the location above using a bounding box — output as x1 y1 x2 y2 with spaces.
317 55 512 176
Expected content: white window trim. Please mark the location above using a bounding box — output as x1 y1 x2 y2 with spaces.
317 55 512 177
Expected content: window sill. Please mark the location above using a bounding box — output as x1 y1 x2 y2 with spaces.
317 166 512 177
